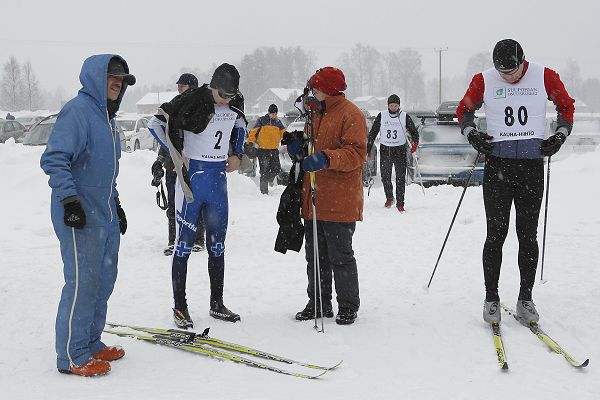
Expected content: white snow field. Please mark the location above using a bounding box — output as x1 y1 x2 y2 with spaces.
0 140 598 399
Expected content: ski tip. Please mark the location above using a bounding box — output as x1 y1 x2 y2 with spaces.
578 359 589 368
328 360 344 370
310 369 329 379
501 362 509 370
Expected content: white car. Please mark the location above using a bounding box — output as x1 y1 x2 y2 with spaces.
117 117 156 152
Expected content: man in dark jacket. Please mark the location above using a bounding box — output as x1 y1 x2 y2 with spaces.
41 55 133 377
151 73 205 255
367 94 419 212
457 39 574 326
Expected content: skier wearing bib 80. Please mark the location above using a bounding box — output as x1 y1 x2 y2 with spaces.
148 63 247 328
457 39 574 325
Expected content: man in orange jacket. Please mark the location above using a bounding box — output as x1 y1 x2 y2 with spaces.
288 67 367 325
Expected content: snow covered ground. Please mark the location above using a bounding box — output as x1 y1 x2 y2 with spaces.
1 140 598 399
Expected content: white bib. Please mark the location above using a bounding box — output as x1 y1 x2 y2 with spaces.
379 111 407 146
182 105 237 161
483 63 547 142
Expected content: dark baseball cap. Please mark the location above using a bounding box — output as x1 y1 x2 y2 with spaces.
209 63 240 97
107 58 136 86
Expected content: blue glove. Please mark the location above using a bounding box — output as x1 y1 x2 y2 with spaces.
286 135 305 161
302 151 329 172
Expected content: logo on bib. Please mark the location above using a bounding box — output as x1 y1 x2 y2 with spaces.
494 87 506 99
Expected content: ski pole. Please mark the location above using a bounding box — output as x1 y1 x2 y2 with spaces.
540 156 551 282
304 95 325 333
427 152 481 288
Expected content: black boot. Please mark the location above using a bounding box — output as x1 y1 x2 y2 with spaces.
210 299 240 322
173 308 194 329
335 307 357 325
295 301 334 321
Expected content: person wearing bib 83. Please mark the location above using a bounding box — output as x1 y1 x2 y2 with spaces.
148 64 246 328
457 39 574 326
367 94 419 212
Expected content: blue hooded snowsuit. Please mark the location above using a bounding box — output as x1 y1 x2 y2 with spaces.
40 54 131 370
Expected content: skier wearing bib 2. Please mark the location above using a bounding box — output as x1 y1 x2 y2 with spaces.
367 94 419 212
457 39 574 326
148 64 246 328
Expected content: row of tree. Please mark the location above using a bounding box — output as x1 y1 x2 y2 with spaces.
0 57 42 111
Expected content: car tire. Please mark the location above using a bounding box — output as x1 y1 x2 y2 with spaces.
134 140 140 150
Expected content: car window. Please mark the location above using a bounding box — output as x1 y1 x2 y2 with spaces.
118 120 136 131
23 122 55 145
420 123 467 144
13 121 24 131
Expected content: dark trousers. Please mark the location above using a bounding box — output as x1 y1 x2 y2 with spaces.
304 220 360 312
257 149 281 194
380 144 407 205
482 156 544 302
166 170 204 246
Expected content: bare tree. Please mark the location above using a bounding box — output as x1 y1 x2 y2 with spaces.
1 56 25 111
22 61 42 111
465 51 492 84
338 44 381 97
560 60 582 98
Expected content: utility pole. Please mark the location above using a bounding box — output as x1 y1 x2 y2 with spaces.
435 47 448 105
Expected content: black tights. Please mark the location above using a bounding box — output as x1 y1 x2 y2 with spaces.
482 156 544 302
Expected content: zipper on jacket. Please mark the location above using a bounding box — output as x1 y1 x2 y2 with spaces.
106 111 116 223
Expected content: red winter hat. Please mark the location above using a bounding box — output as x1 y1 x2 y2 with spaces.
308 67 347 96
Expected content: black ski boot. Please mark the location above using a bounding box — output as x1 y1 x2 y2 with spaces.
210 299 240 322
173 308 194 329
295 302 334 321
164 243 174 256
335 308 357 325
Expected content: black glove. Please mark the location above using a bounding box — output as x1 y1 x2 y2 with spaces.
151 160 164 187
115 197 127 235
465 127 494 155
63 199 86 229
282 130 307 162
541 131 567 156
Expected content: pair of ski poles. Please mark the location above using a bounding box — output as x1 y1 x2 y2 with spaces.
427 154 552 288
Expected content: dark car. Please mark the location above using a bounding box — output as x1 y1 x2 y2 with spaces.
22 114 58 146
407 107 485 187
0 120 27 143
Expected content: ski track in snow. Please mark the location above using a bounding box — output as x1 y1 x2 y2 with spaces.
0 140 598 400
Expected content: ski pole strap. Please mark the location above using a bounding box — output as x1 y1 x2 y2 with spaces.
156 181 168 210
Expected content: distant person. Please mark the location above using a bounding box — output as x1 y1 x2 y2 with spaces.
6 112 15 120
151 73 206 255
246 103 286 194
148 63 246 328
41 55 135 377
367 94 419 212
457 39 574 326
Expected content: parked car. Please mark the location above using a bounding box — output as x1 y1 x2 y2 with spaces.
407 111 485 187
0 120 27 143
22 115 57 145
22 114 126 150
15 115 45 131
556 114 600 153
117 116 156 151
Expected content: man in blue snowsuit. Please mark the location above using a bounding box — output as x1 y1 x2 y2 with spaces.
148 63 246 328
41 55 134 377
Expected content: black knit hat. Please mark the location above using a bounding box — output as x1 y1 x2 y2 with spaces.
388 94 400 105
176 73 198 88
493 39 524 72
209 63 240 97
268 104 278 113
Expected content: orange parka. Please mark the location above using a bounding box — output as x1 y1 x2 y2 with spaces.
301 94 367 222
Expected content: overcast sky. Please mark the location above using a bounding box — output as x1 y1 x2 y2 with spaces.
1 0 598 96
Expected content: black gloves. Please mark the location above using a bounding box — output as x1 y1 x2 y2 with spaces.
115 197 127 235
151 160 164 187
464 127 494 155
541 131 567 156
282 130 307 162
63 200 86 229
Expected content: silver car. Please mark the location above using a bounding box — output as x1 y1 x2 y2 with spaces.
0 120 27 143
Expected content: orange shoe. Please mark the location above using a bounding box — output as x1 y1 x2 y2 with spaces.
92 345 125 362
384 198 394 208
397 205 406 212
59 358 111 377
